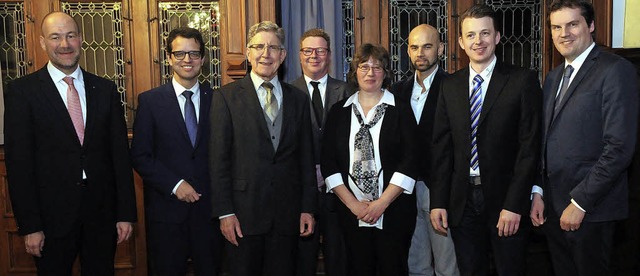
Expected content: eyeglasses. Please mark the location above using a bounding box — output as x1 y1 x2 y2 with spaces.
300 47 329 56
357 64 384 73
248 44 283 52
171 51 202 60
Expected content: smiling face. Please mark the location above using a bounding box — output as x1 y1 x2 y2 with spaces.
407 24 443 76
550 7 594 63
247 31 286 81
356 57 385 93
40 12 82 75
168 36 204 88
299 36 330 80
458 16 500 72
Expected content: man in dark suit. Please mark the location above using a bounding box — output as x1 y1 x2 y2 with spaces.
529 1 638 275
210 21 316 276
3 12 136 275
429 5 542 276
131 27 221 275
390 24 459 276
291 28 350 276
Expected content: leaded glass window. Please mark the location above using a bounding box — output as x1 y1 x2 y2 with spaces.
0 1 28 83
158 2 221 89
342 0 355 81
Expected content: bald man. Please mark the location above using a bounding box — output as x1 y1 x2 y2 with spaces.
390 24 459 276
4 11 136 275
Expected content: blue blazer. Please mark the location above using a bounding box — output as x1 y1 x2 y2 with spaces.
131 82 213 223
542 46 638 222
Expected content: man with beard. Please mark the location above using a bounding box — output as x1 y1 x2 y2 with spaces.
131 27 221 275
390 24 459 276
291 28 351 276
429 5 542 275
4 11 136 274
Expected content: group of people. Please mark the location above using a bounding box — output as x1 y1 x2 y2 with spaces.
3 1 637 276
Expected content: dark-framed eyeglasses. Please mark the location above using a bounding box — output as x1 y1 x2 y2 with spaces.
171 51 202 60
248 44 283 52
300 47 329 56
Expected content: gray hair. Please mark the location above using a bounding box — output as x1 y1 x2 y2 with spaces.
247 21 285 47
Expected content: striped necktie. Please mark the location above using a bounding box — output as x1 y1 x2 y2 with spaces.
262 81 278 121
470 74 483 170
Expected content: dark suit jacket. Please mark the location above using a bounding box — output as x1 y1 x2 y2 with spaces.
321 96 418 233
542 46 638 222
209 75 316 236
4 66 136 237
291 76 351 164
430 62 542 226
390 68 448 182
131 82 213 223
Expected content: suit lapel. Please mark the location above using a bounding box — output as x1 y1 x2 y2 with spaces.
553 47 599 119
82 71 100 147
238 76 273 153
195 85 213 148
544 67 563 131
478 64 508 126
418 70 443 126
278 84 295 153
159 83 193 148
39 68 82 146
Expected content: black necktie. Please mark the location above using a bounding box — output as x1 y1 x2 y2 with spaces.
183 90 197 146
310 81 323 124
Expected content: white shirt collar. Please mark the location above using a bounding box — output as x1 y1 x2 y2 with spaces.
413 65 438 91
564 42 595 72
303 74 328 86
172 78 200 97
47 62 83 84
250 71 281 92
344 89 396 107
469 55 497 79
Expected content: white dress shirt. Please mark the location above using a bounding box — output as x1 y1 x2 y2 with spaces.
468 56 497 177
410 65 438 123
304 74 328 107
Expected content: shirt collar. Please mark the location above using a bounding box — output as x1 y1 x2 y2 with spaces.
344 88 395 107
47 62 83 84
303 74 328 87
413 64 438 92
469 55 497 80
565 42 595 72
250 71 281 92
172 77 200 97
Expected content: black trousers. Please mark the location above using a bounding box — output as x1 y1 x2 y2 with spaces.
296 193 347 276
543 211 615 276
147 210 222 276
227 230 298 276
450 185 530 276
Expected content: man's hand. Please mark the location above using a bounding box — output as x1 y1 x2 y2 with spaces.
530 193 545 227
430 208 449 235
361 198 390 225
497 209 521 237
24 231 45 257
116 222 133 244
175 181 201 203
220 215 243 246
560 203 585 232
299 213 315 237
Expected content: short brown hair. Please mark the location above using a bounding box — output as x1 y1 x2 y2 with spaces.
299 28 331 50
348 43 392 90
459 4 500 35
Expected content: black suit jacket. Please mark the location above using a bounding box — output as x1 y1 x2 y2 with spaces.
290 75 351 164
391 68 448 182
131 82 213 223
321 95 418 233
209 75 316 235
430 62 542 226
4 66 136 237
542 46 638 222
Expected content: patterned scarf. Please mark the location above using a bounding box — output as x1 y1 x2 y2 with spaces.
350 103 388 200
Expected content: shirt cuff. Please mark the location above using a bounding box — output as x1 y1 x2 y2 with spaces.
531 185 543 200
571 199 586 212
172 179 184 195
325 173 344 193
390 172 415 194
219 213 235 219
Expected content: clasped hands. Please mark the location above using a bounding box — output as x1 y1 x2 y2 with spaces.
348 198 390 225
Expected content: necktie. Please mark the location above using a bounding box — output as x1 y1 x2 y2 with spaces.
183 90 197 146
553 65 575 117
470 74 483 170
310 81 323 124
351 103 388 201
63 76 84 145
262 81 278 121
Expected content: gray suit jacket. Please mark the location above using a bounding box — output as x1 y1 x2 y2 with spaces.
291 76 351 164
542 46 638 222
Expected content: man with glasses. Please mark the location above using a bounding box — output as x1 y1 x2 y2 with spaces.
210 21 316 276
131 27 221 275
291 28 351 276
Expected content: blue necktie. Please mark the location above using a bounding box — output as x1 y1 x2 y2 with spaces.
470 75 483 170
183 90 197 146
